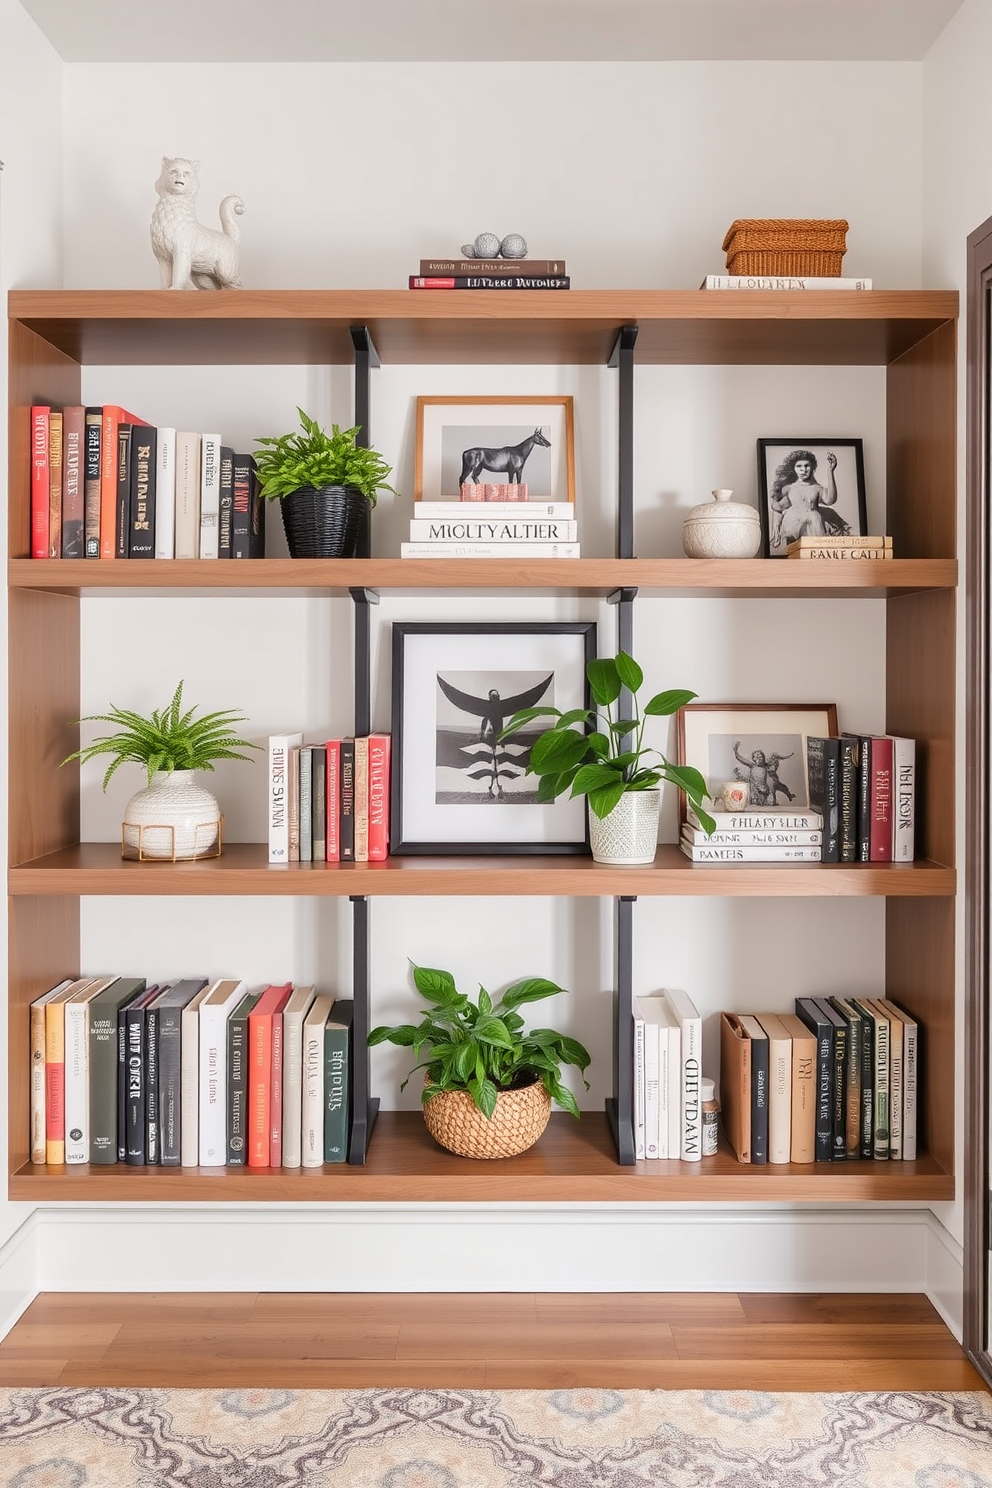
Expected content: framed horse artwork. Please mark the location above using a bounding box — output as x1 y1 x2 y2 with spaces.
414 396 575 507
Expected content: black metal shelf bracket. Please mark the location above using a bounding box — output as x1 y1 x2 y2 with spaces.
349 586 379 740
606 894 637 1165
348 894 379 1164
350 325 381 558
608 325 638 560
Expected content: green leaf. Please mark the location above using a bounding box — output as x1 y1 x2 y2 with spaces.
586 656 621 706
498 705 562 740
614 651 643 693
588 780 627 819
570 762 623 796
644 688 698 716
529 729 590 773
477 986 492 1015
411 964 459 1005
549 1081 581 1119
472 1015 515 1049
501 976 565 1010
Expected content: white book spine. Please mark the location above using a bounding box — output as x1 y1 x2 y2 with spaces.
665 1018 681 1161
633 1015 646 1160
154 426 177 558
892 737 916 861
268 733 303 863
687 809 822 831
663 989 702 1161
414 500 573 520
400 541 580 559
302 1018 325 1168
281 1002 312 1169
886 1012 903 1158
901 1017 918 1161
174 432 201 559
198 981 245 1165
198 433 222 558
63 994 92 1165
408 518 578 542
180 986 210 1167
681 842 822 862
682 827 822 846
702 274 872 290
656 1021 670 1159
643 1017 660 1159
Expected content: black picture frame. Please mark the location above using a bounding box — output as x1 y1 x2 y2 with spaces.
756 438 868 557
390 621 597 855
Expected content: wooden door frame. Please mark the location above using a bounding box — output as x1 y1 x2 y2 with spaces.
965 214 992 1387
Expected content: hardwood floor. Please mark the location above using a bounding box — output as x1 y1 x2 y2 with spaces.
0 1293 986 1390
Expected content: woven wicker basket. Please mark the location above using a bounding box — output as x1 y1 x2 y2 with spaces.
722 218 848 278
423 1079 552 1159
280 483 371 558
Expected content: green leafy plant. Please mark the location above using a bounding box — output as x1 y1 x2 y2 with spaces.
500 650 715 831
368 962 591 1119
253 407 398 506
60 679 260 790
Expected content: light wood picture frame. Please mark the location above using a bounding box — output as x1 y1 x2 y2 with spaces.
414 395 575 504
677 702 839 824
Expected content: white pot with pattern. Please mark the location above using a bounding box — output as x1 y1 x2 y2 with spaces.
122 770 222 861
587 789 661 865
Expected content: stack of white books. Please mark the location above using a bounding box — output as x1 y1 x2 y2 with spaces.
632 988 703 1161
680 806 824 863
400 499 579 559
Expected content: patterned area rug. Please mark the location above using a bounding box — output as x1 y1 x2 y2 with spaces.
1 1385 991 1487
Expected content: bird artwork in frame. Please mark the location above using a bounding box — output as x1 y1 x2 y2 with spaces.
390 621 596 854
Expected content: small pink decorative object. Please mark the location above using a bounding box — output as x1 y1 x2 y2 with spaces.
720 781 750 811
487 482 527 501
460 483 486 501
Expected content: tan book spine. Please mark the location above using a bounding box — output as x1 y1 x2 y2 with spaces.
719 1012 751 1163
354 736 369 862
778 1013 817 1163
755 1013 792 1163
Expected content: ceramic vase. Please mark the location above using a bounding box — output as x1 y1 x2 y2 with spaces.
682 489 762 559
121 770 222 861
587 789 661 865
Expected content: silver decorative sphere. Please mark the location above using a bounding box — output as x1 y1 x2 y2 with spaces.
500 234 528 259
472 232 502 259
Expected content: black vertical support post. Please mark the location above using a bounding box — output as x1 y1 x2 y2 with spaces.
349 325 380 558
349 586 379 739
348 894 379 1163
606 895 637 1165
608 324 638 560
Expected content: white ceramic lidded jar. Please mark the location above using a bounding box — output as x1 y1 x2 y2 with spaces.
682 489 762 559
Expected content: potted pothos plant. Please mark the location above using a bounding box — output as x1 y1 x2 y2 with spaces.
253 407 398 558
368 962 591 1159
501 651 714 864
61 679 259 861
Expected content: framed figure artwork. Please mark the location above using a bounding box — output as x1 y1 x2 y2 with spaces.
390 621 596 854
676 702 839 826
414 396 575 505
756 438 867 557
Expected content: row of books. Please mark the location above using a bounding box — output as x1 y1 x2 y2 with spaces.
720 994 919 1165
681 806 825 863
808 732 914 863
786 535 893 561
701 275 873 291
30 405 264 560
409 257 569 292
632 988 703 1161
267 733 390 864
31 975 353 1169
401 499 579 560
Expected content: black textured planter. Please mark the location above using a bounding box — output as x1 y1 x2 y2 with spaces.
280 484 371 558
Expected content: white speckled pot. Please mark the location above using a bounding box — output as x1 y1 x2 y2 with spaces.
682 489 762 559
588 789 661 865
122 770 222 860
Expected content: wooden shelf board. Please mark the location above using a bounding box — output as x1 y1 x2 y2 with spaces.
7 843 956 897
9 289 958 367
7 1112 953 1203
7 557 958 595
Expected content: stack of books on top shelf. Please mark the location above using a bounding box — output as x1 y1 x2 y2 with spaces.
720 994 919 1165
30 975 353 1169
409 257 569 291
681 805 824 863
701 274 873 290
807 733 915 863
786 535 893 561
632 988 704 1161
267 733 390 864
29 405 264 560
401 497 579 560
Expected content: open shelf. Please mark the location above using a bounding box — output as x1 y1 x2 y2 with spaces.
7 842 957 898
7 1112 954 1203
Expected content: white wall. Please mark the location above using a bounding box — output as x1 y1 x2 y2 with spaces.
0 0 62 1302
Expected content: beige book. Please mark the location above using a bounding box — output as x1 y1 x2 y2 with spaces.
29 979 73 1163
180 982 214 1167
879 999 918 1161
870 997 903 1158
43 978 99 1165
755 1013 793 1164
280 985 316 1168
719 1012 751 1163
301 993 336 1168
778 1013 817 1163
354 736 370 862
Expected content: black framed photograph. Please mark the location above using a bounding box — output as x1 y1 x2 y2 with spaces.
756 439 867 557
390 621 596 854
414 396 575 504
677 702 839 825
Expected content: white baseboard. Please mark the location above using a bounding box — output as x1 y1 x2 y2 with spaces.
925 1210 965 1340
33 1205 941 1296
0 1211 38 1340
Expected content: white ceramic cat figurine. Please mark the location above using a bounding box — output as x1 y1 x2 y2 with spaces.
150 157 245 290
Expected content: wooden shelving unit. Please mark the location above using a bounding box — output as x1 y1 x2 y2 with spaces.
6 287 958 1203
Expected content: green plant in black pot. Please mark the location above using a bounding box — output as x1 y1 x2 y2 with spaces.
253 408 398 558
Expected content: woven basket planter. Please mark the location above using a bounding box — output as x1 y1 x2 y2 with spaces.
722 218 848 278
280 483 371 558
423 1079 552 1159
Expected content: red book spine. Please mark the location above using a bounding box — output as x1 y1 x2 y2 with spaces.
326 740 341 862
100 406 144 558
249 983 293 1167
269 1007 284 1168
368 733 391 860
869 735 894 861
31 406 50 559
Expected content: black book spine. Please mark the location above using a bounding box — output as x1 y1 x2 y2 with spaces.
115 424 133 558
854 734 872 861
227 1009 250 1164
749 1030 769 1165
218 446 234 559
158 1007 184 1166
838 736 858 863
231 454 260 558
340 740 356 861
128 425 157 558
795 998 834 1161
145 1006 161 1164
117 1005 129 1162
858 1004 875 1158
89 979 145 1164
830 1016 847 1159
124 1005 147 1164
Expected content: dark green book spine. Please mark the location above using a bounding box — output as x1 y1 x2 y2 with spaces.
323 1000 354 1163
88 978 145 1164
157 1007 184 1167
